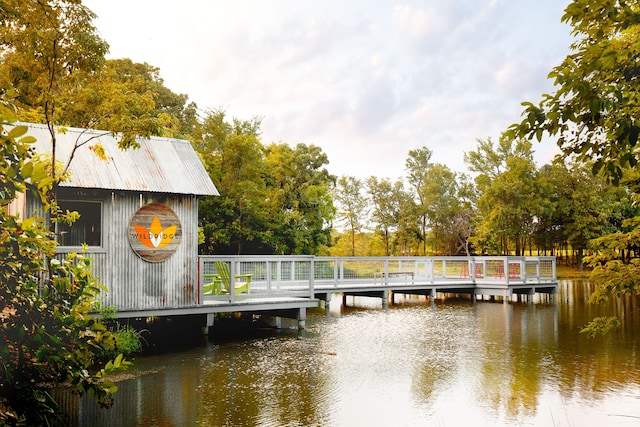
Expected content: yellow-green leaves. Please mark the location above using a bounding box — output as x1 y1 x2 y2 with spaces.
510 0 640 185
1 105 129 424
89 142 108 161
7 124 28 139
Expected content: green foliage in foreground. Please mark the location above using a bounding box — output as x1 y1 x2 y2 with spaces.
0 118 130 425
103 325 147 360
583 220 640 336
509 0 640 336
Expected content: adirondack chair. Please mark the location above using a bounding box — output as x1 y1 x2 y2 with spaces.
211 261 251 295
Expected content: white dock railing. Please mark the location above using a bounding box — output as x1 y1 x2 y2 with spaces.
198 256 557 301
199 255 316 303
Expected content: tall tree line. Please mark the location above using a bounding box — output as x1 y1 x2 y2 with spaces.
331 135 638 262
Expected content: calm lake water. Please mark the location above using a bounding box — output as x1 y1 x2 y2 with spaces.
61 280 640 426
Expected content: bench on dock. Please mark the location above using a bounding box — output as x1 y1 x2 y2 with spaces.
374 271 414 285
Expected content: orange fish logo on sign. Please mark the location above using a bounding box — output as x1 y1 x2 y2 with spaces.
128 202 182 262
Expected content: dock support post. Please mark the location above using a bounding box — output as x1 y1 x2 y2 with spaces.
382 290 389 310
298 307 306 330
324 293 332 317
527 289 534 304
202 313 215 335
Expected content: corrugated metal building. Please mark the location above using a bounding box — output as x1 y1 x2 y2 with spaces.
18 123 218 311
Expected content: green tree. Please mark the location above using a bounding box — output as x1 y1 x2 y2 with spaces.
405 147 433 255
0 0 107 179
465 136 545 255
0 1 108 119
334 175 369 256
533 162 566 256
449 173 476 256
367 177 402 256
58 59 197 139
264 143 336 254
195 109 268 254
422 163 459 255
0 117 129 425
509 0 640 185
537 159 622 264
195 111 335 255
393 185 420 256
567 161 617 265
508 0 640 334
0 1 167 181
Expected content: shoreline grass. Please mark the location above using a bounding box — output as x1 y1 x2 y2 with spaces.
556 264 591 279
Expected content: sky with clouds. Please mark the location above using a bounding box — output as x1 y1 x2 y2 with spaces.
83 0 574 181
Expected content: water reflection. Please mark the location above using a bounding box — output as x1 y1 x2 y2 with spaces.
59 280 640 426
196 336 332 426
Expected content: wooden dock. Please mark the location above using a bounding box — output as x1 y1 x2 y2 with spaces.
110 255 557 330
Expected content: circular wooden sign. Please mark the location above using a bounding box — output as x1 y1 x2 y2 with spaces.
128 202 182 262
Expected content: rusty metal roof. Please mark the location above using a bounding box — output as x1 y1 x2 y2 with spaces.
21 123 219 196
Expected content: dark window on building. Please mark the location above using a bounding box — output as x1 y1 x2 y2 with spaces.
56 200 102 247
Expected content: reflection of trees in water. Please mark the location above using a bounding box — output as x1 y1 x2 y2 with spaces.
55 356 201 426
471 280 640 422
198 336 330 426
474 303 553 421
553 280 640 400
409 303 549 421
411 305 478 403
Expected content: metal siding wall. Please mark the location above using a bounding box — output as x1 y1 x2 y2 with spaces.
27 191 199 312
106 192 199 311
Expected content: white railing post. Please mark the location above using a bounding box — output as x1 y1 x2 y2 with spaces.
277 260 282 291
309 258 315 299
470 257 475 284
229 259 236 303
266 260 272 294
430 259 435 285
504 258 509 285
384 259 389 286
